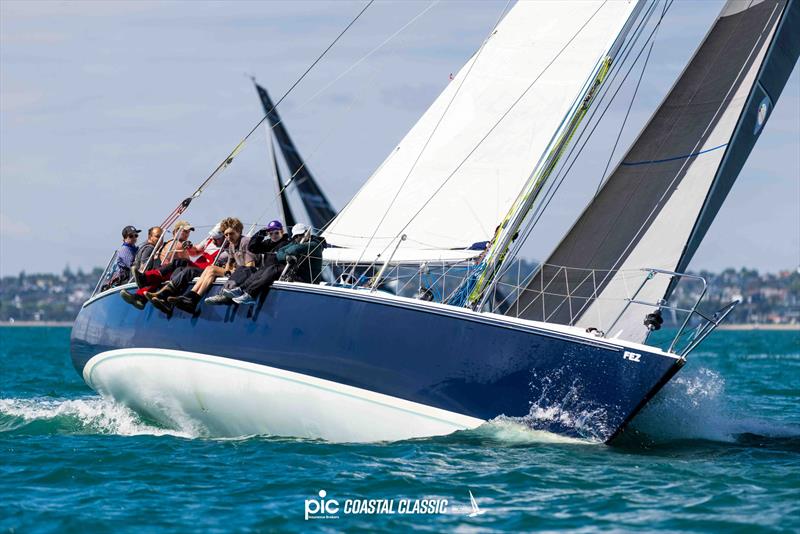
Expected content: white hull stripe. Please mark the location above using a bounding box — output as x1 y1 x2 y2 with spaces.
84 348 485 442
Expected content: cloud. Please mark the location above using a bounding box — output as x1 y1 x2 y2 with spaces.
0 0 796 277
0 89 45 113
0 213 32 238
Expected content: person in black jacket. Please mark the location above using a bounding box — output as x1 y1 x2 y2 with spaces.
275 225 325 284
232 223 323 305
205 219 290 305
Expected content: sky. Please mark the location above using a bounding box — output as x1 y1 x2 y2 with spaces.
1 0 798 277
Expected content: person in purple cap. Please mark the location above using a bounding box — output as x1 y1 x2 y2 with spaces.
205 219 290 305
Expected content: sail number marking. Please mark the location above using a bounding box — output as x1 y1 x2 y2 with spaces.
623 351 642 363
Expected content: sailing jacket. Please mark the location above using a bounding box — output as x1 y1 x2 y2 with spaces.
276 236 325 284
248 231 291 268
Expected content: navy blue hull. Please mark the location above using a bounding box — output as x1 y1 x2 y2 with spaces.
70 282 683 441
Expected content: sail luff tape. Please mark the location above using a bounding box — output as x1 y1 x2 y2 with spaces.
467 56 613 306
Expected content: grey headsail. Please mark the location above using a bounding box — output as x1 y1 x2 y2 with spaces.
512 0 799 342
254 82 337 230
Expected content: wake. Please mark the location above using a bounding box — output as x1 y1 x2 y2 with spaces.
0 396 198 438
475 366 800 448
628 367 800 445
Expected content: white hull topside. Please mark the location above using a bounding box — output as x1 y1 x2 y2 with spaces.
84 348 485 442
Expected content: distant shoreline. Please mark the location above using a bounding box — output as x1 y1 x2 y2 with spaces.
716 323 799 331
0 321 73 327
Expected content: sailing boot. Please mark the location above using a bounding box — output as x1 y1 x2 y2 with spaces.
120 289 147 310
133 268 147 288
150 296 174 316
144 282 176 303
172 291 201 313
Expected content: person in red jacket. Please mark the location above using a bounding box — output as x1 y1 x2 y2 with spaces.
120 221 223 309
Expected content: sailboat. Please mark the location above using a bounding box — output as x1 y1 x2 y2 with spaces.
468 491 485 517
71 0 799 443
253 80 338 230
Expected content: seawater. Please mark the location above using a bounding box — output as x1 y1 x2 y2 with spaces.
1 327 798 532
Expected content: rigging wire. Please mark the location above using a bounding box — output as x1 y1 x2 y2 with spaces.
360 0 611 279
247 63 382 235
588 0 777 276
491 0 674 287
558 0 776 324
189 0 375 201
247 0 442 233
594 13 661 194
348 0 514 278
136 1 374 272
474 0 664 304
296 0 441 111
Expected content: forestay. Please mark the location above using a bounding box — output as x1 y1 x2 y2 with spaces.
323 0 640 265
513 0 799 343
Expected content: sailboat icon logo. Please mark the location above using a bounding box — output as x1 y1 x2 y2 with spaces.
468 490 485 517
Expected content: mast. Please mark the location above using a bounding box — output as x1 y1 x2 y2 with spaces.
467 0 647 308
466 55 613 308
253 81 337 230
511 0 799 342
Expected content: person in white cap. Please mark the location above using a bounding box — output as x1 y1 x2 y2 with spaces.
206 219 290 305
232 222 325 304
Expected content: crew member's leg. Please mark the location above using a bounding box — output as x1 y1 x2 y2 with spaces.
206 266 255 305
234 264 282 305
173 266 225 313
149 266 200 315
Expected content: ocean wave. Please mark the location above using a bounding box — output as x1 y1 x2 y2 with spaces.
733 353 800 361
477 418 588 445
504 368 613 443
0 396 198 438
629 367 800 444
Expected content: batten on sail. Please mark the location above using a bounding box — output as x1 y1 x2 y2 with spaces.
323 1 641 265
513 0 799 342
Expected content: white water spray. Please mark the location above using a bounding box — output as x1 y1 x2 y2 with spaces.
0 396 200 438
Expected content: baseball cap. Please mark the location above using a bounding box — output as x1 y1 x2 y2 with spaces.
266 220 283 232
208 223 224 240
291 223 309 237
122 225 141 238
172 220 195 233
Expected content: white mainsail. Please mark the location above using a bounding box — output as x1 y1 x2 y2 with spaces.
323 0 641 265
